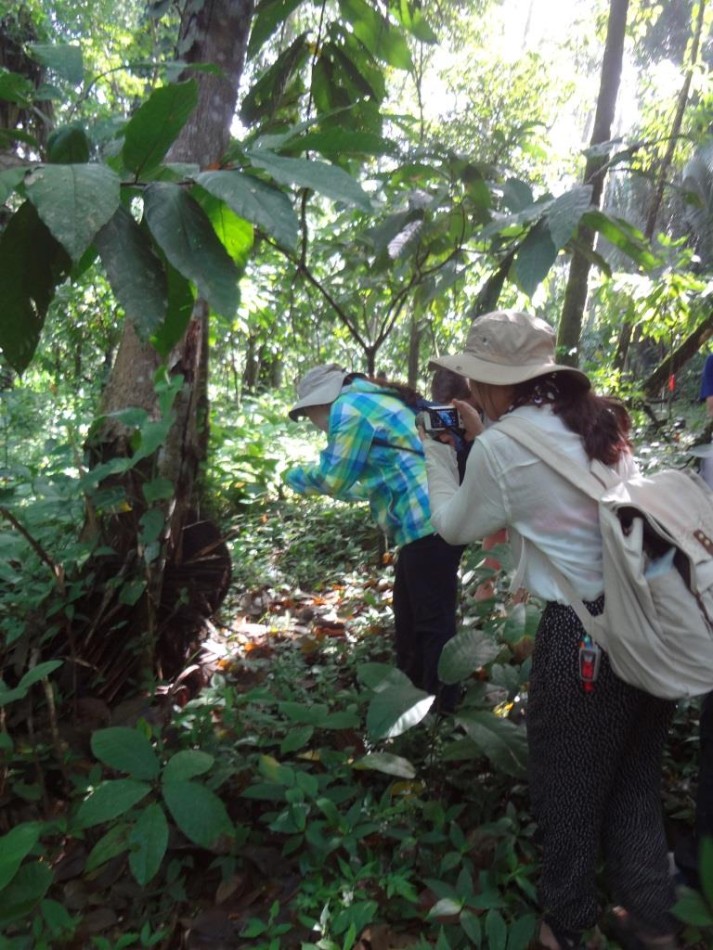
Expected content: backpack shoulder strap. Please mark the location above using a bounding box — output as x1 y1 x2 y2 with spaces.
495 414 619 499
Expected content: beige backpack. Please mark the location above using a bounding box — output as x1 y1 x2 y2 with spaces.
499 414 713 700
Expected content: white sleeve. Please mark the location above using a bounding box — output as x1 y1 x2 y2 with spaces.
423 437 509 545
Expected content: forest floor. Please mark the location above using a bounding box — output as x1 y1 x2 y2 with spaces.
2 497 710 948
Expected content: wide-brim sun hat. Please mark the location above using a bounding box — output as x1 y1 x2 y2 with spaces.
288 363 349 420
429 309 590 389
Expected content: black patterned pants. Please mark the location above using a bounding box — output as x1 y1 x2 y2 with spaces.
526 600 676 937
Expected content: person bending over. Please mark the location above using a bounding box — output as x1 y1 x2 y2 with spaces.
285 363 464 711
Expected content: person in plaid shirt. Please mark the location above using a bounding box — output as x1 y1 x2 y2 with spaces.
285 363 464 710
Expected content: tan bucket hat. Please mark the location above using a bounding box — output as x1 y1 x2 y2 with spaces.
429 310 590 389
288 363 349 420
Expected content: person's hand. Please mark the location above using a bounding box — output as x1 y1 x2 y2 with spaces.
416 421 457 449
453 399 484 441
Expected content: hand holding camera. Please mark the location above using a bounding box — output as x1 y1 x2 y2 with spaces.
416 405 464 436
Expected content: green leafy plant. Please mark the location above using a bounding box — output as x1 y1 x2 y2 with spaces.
75 726 235 885
674 837 713 944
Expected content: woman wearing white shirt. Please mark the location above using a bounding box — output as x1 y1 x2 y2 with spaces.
422 310 677 950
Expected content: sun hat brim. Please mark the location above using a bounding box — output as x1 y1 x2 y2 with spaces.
428 353 590 389
288 370 348 420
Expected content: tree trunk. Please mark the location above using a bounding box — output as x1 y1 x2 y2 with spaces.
407 316 425 389
614 0 707 372
642 310 713 399
82 0 253 696
556 0 629 365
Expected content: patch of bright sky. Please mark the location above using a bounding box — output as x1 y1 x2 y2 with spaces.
420 0 641 188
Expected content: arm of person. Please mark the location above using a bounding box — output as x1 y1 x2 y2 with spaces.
707 395 713 419
422 435 507 545
285 400 373 501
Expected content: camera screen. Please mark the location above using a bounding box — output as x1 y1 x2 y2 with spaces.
428 407 459 428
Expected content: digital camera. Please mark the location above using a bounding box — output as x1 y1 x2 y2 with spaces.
419 405 463 433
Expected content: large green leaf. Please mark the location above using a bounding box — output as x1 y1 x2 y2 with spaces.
0 69 34 106
195 169 298 249
0 201 71 373
0 823 41 891
162 750 215 783
85 823 131 872
501 178 535 211
0 166 26 203
312 34 387 118
438 629 501 685
672 887 713 927
95 207 167 337
455 711 528 777
546 185 592 250
0 128 38 152
143 181 240 318
339 0 412 69
122 81 198 176
513 221 559 297
247 149 372 211
150 258 195 355
479 196 553 242
277 701 329 724
501 602 541 647
330 40 384 101
484 909 508 950
366 682 434 739
91 727 161 781
0 862 52 927
357 663 411 691
128 803 168 885
505 914 538 950
354 752 416 778
162 780 234 849
47 124 91 164
201 193 254 266
24 163 121 261
248 0 303 59
27 43 83 85
0 660 63 706
391 0 439 43
582 210 659 270
240 35 309 126
76 779 152 828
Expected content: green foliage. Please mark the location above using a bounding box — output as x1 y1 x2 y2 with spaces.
3 0 713 944
0 200 72 373
674 838 713 944
76 727 235 870
0 425 709 946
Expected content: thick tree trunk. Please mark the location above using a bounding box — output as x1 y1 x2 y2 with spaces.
82 0 253 694
556 0 629 365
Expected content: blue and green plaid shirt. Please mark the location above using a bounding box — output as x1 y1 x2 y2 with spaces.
285 377 434 547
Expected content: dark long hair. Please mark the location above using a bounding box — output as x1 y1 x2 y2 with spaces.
509 372 632 466
345 372 425 409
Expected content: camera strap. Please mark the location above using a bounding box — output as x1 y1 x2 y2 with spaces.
371 436 422 456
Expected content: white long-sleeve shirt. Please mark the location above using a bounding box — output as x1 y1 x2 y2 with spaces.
424 404 636 603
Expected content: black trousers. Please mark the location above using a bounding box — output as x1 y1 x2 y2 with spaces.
527 601 676 937
393 533 464 708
